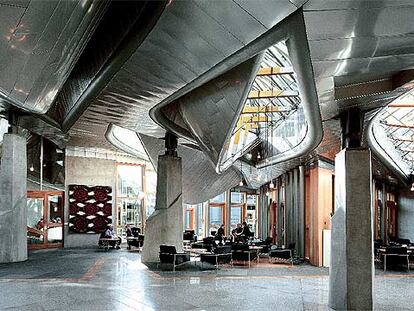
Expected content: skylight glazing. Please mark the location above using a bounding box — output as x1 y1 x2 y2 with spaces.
219 41 307 171
379 89 414 170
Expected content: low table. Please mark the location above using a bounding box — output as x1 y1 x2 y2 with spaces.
249 246 263 263
378 248 410 272
99 238 119 251
269 248 293 266
126 236 143 250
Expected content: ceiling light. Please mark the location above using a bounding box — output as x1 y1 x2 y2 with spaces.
411 183 414 192
257 152 261 159
239 180 244 187
269 181 274 189
29 164 34 172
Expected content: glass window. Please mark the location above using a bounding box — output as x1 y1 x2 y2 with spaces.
116 165 144 236
247 195 257 205
231 192 244 204
231 206 242 228
197 203 203 237
210 193 225 203
145 169 157 218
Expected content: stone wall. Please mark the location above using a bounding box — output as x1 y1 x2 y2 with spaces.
64 156 116 248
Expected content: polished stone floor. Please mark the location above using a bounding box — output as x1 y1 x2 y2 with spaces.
0 248 413 310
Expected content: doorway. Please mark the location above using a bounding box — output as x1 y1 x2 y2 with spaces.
27 191 64 250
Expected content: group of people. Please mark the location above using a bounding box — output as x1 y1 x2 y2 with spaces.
214 221 253 245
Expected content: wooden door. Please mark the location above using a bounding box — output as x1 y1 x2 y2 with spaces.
27 191 64 250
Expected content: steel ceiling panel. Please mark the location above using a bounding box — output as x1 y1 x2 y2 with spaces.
0 4 25 96
177 56 262 166
0 1 29 7
304 6 414 41
72 0 298 143
313 54 414 80
234 0 297 30
309 35 414 62
0 0 105 113
9 1 76 107
304 0 414 11
194 0 267 44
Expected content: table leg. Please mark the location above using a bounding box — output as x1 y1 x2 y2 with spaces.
248 252 251 268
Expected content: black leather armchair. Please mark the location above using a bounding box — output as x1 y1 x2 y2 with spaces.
231 244 257 267
159 245 190 271
269 243 295 265
200 245 232 269
183 230 197 242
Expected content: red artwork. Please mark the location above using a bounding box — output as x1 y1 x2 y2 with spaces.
68 185 112 233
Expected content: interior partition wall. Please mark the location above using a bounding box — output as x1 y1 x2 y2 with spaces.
305 161 334 267
259 166 305 257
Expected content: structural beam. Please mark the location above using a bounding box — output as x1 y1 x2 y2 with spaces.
240 115 268 123
241 106 289 114
382 122 414 129
388 104 414 108
248 89 299 99
256 66 294 76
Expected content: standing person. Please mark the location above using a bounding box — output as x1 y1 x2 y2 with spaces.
104 224 121 249
215 224 225 245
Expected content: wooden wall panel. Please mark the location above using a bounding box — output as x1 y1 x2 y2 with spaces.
306 166 333 267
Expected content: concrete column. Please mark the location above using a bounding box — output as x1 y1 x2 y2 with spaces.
0 134 27 263
329 148 373 310
141 154 183 263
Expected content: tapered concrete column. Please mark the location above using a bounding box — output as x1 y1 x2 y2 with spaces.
141 153 183 263
0 134 27 263
329 148 373 310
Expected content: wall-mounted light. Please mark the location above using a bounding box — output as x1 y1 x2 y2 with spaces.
411 183 414 192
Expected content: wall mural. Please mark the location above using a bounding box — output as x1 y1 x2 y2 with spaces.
68 184 112 233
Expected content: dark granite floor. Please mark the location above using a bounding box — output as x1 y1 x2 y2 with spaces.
0 248 413 310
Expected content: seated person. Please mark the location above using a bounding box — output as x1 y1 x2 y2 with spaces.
125 224 133 237
241 221 254 238
214 224 225 246
230 229 238 244
103 224 121 249
36 217 45 230
236 223 243 234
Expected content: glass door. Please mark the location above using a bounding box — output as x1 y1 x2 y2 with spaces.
27 197 45 247
27 191 64 250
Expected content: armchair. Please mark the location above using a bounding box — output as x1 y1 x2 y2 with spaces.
159 245 190 271
200 245 232 269
269 243 295 266
231 244 257 268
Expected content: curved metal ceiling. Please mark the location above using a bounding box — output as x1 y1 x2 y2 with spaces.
4 1 414 201
0 0 107 113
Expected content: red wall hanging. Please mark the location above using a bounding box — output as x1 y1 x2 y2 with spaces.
68 184 112 233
